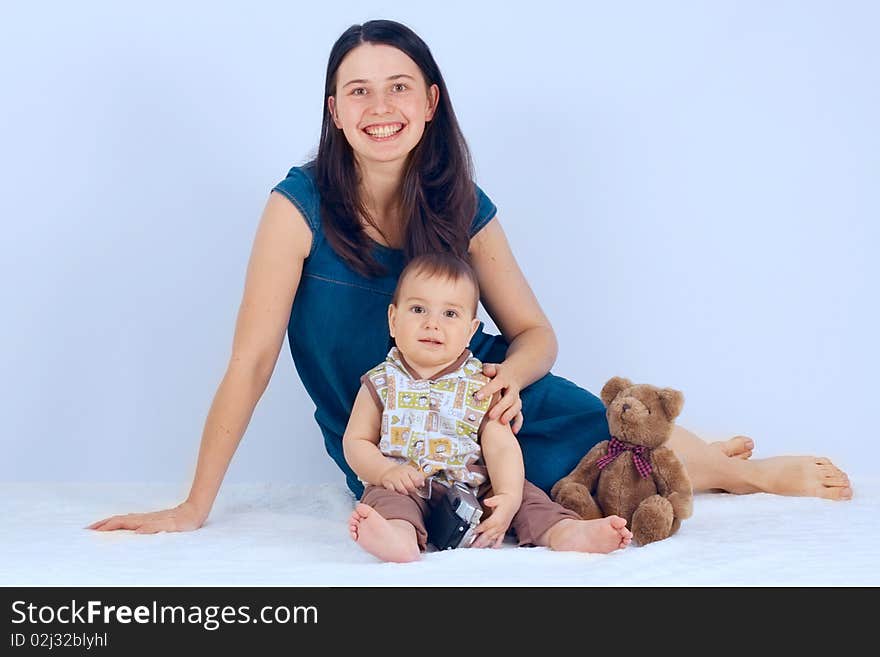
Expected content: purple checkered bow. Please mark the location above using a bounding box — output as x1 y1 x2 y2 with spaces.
596 437 653 478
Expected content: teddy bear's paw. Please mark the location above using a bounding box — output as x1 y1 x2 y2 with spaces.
632 494 674 546
552 481 603 520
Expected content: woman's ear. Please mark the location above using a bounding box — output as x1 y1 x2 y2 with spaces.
425 84 439 122
327 96 341 129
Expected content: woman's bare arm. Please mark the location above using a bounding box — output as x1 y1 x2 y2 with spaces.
88 191 312 533
468 216 558 390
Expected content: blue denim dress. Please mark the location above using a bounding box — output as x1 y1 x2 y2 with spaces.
271 163 610 497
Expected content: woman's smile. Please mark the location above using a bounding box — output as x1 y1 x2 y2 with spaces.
362 122 406 141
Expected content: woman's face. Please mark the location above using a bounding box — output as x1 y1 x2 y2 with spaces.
328 43 439 169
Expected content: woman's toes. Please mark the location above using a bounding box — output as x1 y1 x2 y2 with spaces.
823 473 848 486
817 463 847 482
820 485 853 501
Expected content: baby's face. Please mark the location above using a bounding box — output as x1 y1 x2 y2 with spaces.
388 272 480 375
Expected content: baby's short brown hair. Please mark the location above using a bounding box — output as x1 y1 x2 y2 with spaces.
391 252 480 317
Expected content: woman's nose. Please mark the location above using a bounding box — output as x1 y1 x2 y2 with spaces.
371 92 392 115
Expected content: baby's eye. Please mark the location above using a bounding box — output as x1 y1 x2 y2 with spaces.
444 310 458 318
410 305 425 314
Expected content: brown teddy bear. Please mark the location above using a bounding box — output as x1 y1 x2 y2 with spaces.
551 376 693 545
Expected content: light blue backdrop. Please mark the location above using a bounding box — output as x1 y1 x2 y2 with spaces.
2 1 877 485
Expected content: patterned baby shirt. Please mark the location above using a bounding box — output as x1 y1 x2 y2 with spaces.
360 346 494 494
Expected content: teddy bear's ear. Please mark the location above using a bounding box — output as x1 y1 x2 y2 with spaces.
600 377 632 407
658 388 684 420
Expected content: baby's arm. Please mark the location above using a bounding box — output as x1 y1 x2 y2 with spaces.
473 417 525 547
342 385 424 493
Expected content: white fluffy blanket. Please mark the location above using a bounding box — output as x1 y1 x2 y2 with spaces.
3 478 877 586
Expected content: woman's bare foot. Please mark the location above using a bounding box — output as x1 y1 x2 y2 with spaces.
348 503 421 563
541 516 633 553
711 435 754 460
748 456 853 500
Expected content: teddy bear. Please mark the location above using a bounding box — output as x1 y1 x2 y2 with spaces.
550 376 693 546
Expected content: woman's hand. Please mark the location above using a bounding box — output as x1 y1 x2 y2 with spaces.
478 362 524 434
86 500 207 534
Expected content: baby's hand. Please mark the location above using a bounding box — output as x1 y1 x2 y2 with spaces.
471 492 521 548
379 464 426 495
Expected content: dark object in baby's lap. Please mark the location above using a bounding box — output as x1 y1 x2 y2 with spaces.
426 483 483 550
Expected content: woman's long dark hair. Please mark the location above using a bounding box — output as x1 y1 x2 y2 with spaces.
314 19 477 277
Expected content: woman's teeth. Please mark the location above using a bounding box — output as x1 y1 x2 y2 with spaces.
364 124 403 138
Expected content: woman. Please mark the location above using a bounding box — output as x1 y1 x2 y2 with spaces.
90 20 850 535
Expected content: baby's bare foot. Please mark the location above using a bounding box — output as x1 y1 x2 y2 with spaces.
546 516 633 554
753 456 852 500
711 435 754 460
348 503 421 563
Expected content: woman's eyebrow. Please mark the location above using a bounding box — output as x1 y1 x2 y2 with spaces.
342 73 415 88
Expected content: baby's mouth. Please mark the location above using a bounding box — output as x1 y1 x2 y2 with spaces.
419 338 443 345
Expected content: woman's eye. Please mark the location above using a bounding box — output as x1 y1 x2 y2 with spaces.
392 83 407 92
352 88 366 96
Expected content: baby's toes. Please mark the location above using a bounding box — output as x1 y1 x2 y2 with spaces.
608 515 628 531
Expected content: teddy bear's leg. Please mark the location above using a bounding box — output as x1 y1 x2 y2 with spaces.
631 495 674 546
551 480 603 520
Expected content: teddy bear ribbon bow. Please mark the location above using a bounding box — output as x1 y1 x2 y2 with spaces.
596 437 653 478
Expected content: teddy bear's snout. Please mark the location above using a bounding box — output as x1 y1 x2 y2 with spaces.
622 403 631 412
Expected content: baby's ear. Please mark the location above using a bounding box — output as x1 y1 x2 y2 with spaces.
387 304 396 337
469 316 480 340
658 388 684 420
600 377 632 407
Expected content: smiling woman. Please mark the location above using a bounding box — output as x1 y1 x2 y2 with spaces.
88 18 851 539
330 57 433 158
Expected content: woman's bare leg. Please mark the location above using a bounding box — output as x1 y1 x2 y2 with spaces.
668 425 852 500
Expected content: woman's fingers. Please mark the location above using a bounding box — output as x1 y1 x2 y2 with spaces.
475 383 499 403
499 398 523 424
477 363 502 401
91 515 139 531
512 411 524 434
491 390 519 420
